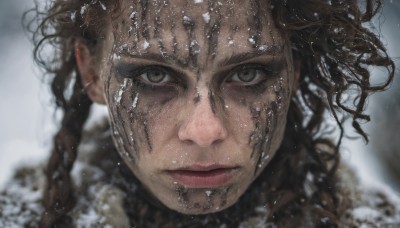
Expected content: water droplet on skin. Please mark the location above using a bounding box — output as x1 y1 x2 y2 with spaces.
172 160 177 164
112 53 121 61
258 45 268 52
115 79 128 104
190 40 200 54
273 84 280 92
183 15 192 24
99 1 106 10
142 40 150 49
202 12 210 23
248 38 255 44
132 93 139 110
129 132 134 144
70 11 76 22
80 4 88 15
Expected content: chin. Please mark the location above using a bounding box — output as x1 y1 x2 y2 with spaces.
171 199 236 215
161 184 243 215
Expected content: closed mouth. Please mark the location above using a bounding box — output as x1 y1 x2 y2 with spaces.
166 165 239 188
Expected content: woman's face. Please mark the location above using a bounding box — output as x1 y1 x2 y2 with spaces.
88 0 297 214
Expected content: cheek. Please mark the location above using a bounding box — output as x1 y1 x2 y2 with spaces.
105 76 157 160
105 73 184 160
235 82 291 173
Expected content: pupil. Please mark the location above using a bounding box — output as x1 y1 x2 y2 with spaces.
238 69 256 82
148 71 165 83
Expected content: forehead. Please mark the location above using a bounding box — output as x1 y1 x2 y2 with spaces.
112 0 285 67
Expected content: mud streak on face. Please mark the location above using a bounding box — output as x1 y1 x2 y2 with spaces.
248 0 262 48
255 101 279 175
183 14 200 67
205 0 222 61
193 89 201 104
153 0 167 56
139 0 150 41
208 89 217 114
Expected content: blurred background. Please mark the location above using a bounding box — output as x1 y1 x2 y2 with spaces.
0 0 55 187
0 0 399 192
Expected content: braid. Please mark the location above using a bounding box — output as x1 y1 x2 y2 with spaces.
24 1 119 225
40 73 92 227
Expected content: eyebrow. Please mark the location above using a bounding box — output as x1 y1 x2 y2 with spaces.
220 45 283 66
118 44 284 68
119 52 189 68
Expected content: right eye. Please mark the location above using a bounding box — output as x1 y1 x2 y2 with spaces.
230 69 261 84
139 69 172 85
115 63 187 90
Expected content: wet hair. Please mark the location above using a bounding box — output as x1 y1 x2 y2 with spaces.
25 0 394 226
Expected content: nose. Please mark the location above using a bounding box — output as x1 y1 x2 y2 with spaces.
178 97 228 147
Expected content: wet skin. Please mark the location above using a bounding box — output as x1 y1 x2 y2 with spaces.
80 0 298 215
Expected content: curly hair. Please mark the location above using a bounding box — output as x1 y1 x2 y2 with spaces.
24 0 394 227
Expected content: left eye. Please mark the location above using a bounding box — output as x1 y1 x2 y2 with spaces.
140 69 171 84
229 68 264 85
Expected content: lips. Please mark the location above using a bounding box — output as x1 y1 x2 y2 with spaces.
166 165 238 188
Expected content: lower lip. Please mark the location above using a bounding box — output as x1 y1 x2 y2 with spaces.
167 168 237 188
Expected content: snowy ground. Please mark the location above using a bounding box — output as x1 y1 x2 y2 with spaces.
0 1 399 193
